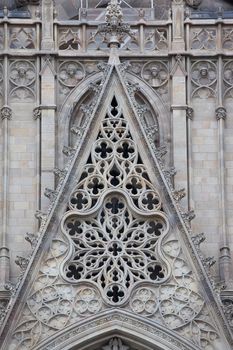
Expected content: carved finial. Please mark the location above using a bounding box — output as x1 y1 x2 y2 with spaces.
216 107 227 121
97 0 134 48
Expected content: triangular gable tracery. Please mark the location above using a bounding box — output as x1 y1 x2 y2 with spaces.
0 65 232 350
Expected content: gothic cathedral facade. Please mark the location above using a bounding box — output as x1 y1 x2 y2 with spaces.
0 0 233 349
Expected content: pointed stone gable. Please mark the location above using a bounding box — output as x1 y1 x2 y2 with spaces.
0 65 232 350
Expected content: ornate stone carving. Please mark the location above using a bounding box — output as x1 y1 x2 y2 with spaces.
185 0 202 8
191 233 216 273
53 167 67 180
9 60 36 101
96 0 136 48
223 60 233 99
44 188 58 203
58 61 85 96
15 0 39 6
222 28 233 50
0 61 3 100
0 27 4 50
61 96 169 306
172 188 186 202
102 338 130 350
9 27 36 50
144 28 168 51
34 210 47 222
58 28 82 51
62 146 76 157
191 28 216 50
25 232 38 249
33 106 41 120
186 107 194 120
15 256 29 272
181 209 195 224
58 62 85 87
0 106 12 121
70 125 84 137
191 60 217 98
216 107 227 121
142 61 168 93
222 299 233 329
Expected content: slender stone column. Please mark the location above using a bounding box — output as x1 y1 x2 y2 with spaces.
40 56 56 210
0 105 11 298
171 55 188 208
172 0 185 51
216 107 233 286
186 106 194 211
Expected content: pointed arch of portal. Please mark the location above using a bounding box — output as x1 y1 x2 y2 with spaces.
57 67 170 169
32 310 199 350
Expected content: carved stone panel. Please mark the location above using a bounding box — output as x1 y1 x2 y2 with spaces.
191 60 217 98
58 27 82 51
58 61 85 96
223 60 233 99
190 27 217 50
9 60 36 102
222 28 233 50
123 60 169 96
144 27 169 51
9 27 36 50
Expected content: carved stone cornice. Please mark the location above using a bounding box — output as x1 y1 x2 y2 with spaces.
0 106 12 121
216 107 227 121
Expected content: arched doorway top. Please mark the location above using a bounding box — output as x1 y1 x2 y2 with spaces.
34 310 199 350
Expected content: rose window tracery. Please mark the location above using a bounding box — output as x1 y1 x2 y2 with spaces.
61 96 170 305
